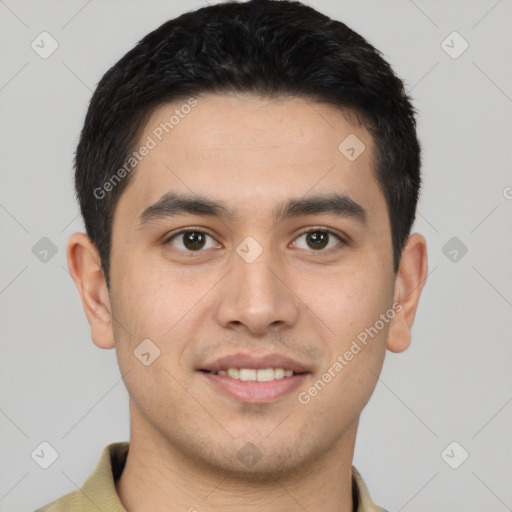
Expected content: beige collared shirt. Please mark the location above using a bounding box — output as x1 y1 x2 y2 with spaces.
35 442 388 512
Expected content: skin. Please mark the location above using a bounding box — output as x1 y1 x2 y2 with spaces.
67 93 428 512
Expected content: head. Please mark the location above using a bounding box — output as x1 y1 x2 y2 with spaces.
68 0 427 480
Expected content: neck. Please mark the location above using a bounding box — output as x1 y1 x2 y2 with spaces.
116 405 359 512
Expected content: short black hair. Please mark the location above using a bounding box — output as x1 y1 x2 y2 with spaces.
75 0 421 289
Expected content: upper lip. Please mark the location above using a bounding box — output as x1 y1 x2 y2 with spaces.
199 353 310 373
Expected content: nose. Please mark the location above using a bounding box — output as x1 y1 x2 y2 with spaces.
214 243 300 335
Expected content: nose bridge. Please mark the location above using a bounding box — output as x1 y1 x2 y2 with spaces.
215 238 299 333
236 248 280 304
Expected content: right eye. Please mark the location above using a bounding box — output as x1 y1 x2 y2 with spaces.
165 230 220 252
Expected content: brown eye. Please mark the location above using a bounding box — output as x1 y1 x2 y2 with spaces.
306 231 329 250
167 230 217 251
183 231 206 250
293 230 343 251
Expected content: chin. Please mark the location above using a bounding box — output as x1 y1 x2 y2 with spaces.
183 435 325 483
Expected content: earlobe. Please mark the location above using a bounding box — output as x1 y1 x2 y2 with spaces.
66 232 115 350
387 233 428 353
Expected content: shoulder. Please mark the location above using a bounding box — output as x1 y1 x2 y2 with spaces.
32 442 129 512
352 466 390 512
33 488 80 511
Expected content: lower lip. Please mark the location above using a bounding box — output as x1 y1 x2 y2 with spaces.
200 372 308 403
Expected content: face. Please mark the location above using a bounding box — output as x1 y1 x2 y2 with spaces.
103 94 401 478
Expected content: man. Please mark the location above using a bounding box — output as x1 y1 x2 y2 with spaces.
36 0 427 510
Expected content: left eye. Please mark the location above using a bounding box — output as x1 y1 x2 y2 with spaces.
292 230 343 251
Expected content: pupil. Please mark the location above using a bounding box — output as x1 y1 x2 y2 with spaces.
307 231 328 250
184 231 205 250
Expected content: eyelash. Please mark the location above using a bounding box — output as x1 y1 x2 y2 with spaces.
164 227 347 254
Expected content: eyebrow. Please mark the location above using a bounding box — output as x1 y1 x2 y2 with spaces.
138 191 367 226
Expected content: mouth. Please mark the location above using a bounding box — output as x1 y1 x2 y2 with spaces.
198 354 311 403
201 367 299 381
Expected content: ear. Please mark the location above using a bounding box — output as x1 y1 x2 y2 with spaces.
66 232 115 349
387 233 428 353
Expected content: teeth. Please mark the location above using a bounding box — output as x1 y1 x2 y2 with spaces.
227 368 239 379
239 368 257 381
215 368 296 381
256 368 274 382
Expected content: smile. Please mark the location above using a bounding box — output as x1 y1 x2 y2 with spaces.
208 367 296 381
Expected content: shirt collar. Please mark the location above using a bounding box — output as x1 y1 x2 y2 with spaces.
79 442 387 512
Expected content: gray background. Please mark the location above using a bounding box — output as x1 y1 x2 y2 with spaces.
1 0 511 511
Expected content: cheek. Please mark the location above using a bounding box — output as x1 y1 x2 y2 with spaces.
109 251 219 370
306 261 393 405
109 261 198 414
305 260 394 342
297 276 392 423
111 250 189 334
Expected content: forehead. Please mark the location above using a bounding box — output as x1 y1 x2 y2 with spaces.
115 93 384 226
143 93 372 159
